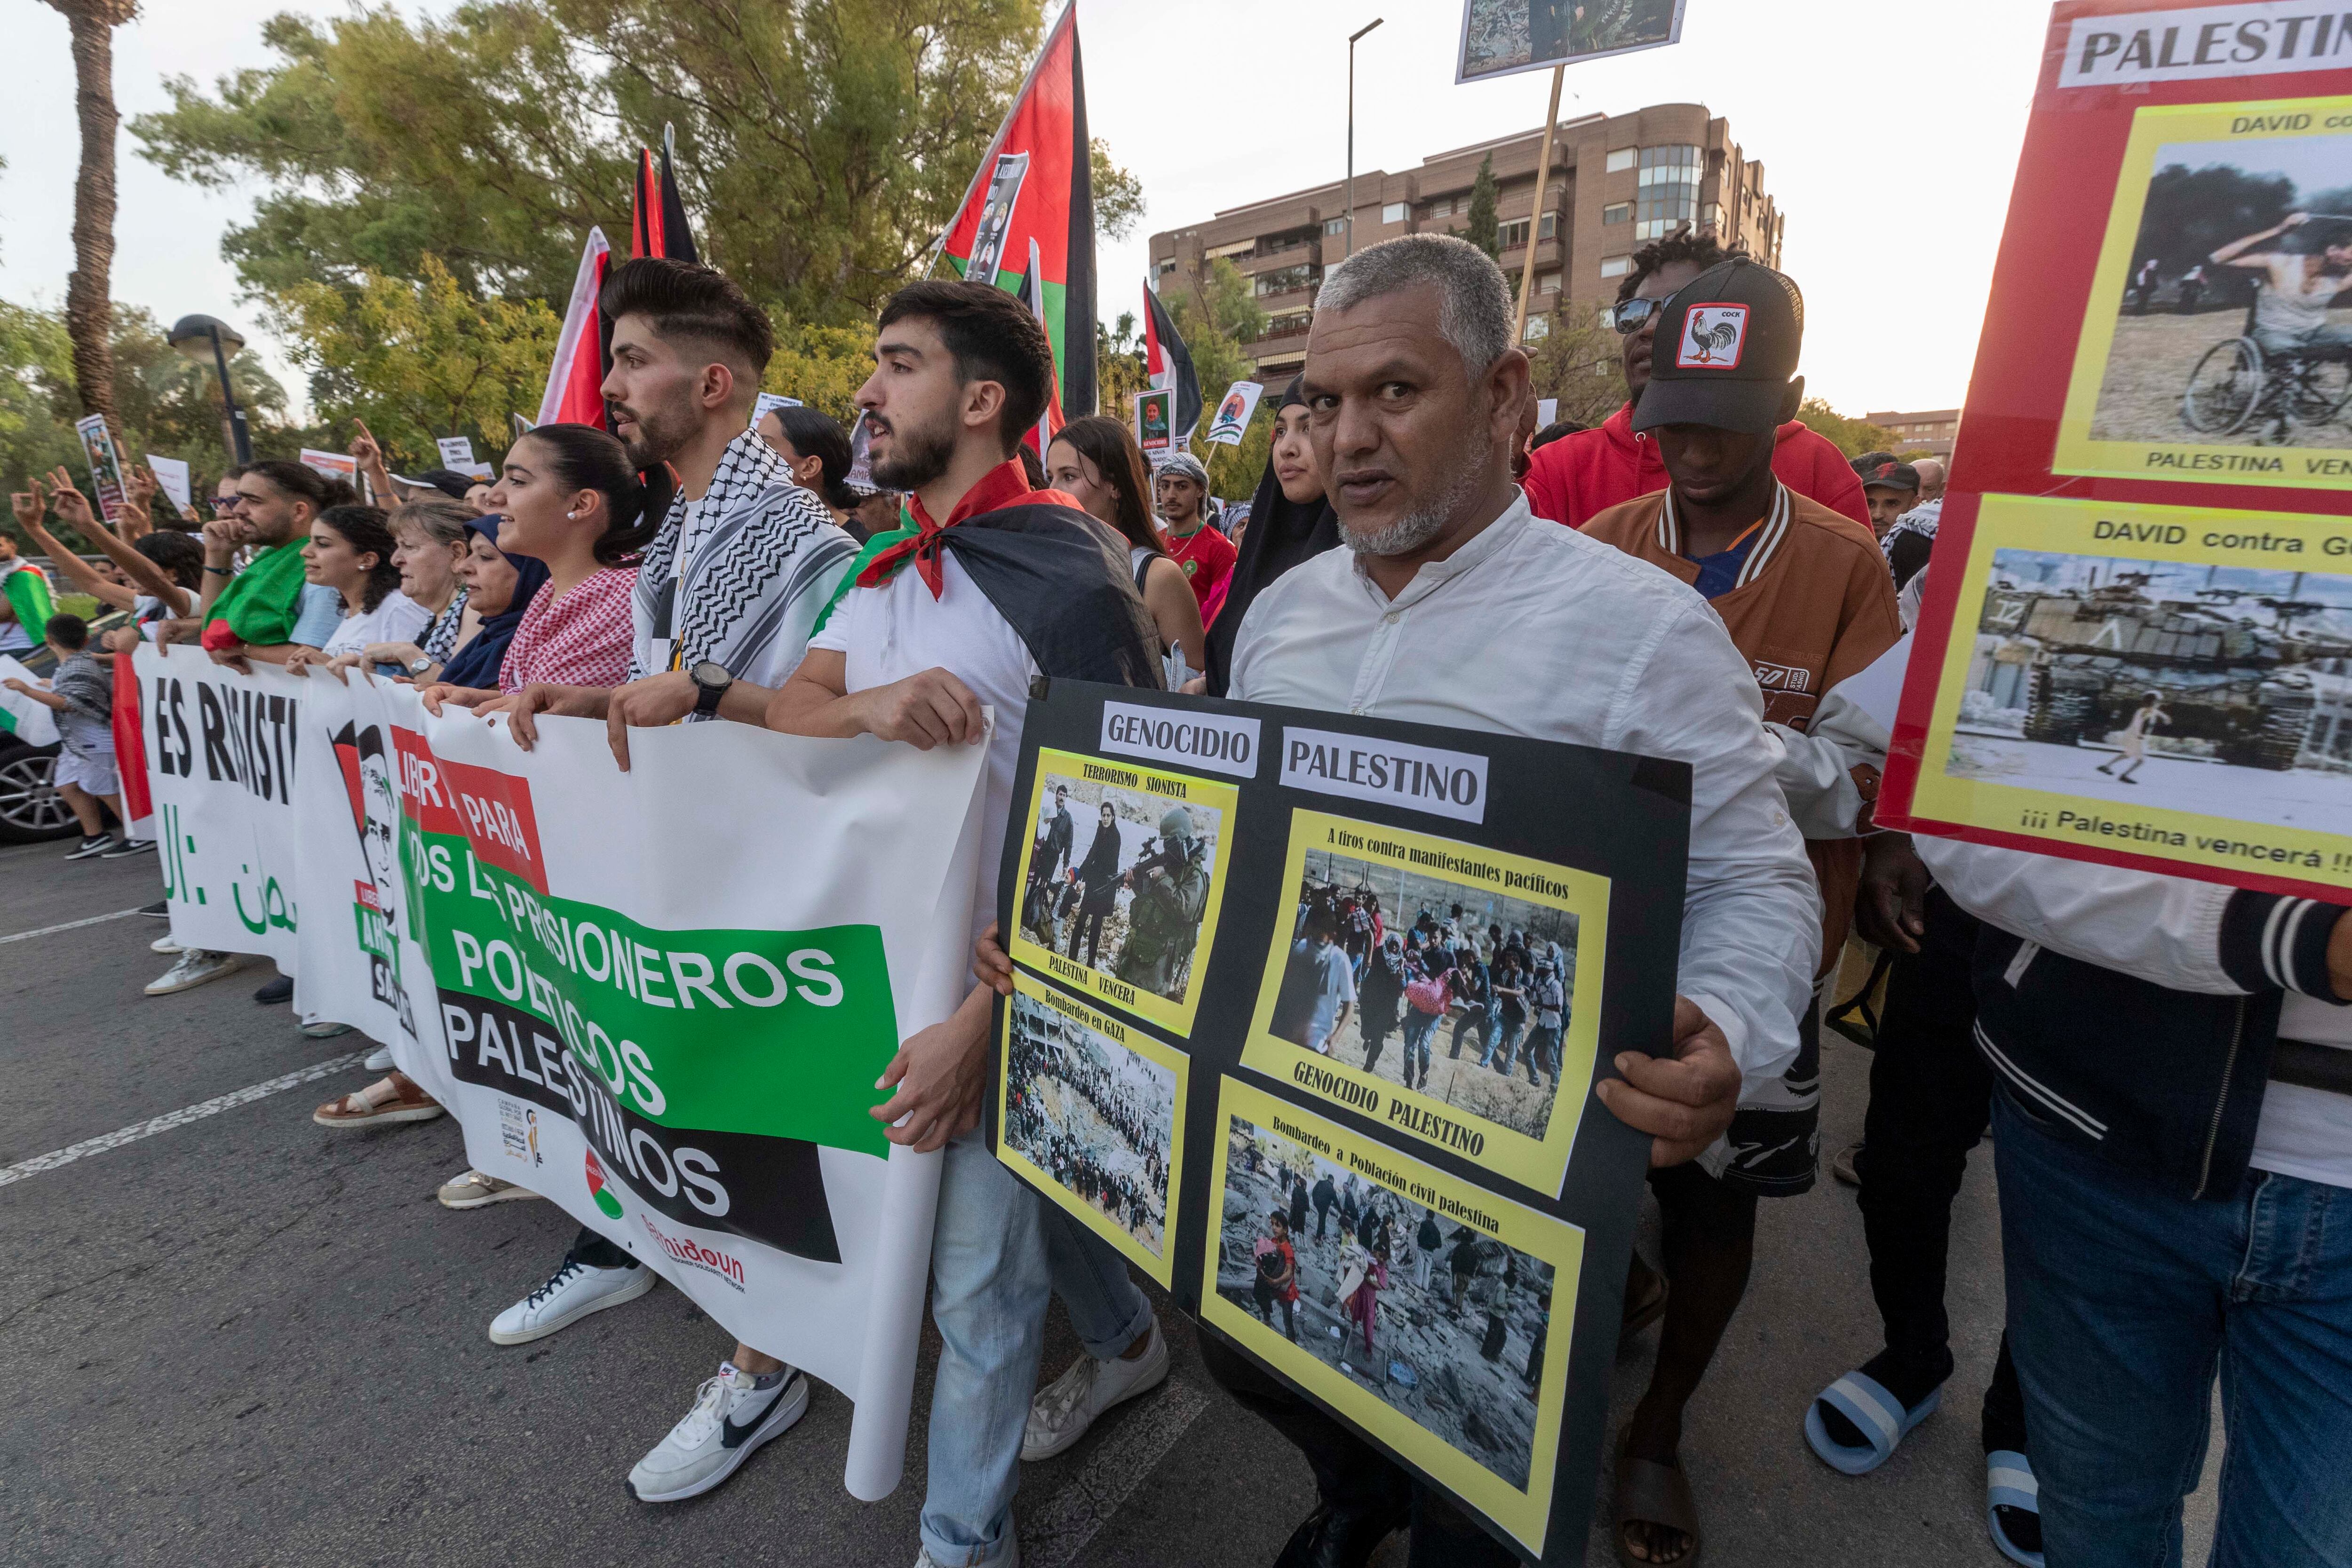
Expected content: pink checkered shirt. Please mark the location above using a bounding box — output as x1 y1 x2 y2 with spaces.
500 566 639 693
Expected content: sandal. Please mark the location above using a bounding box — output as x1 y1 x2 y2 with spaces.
1614 1428 1701 1567
437 1168 542 1209
1986 1450 2045 1567
314 1071 445 1128
1804 1369 1940 1475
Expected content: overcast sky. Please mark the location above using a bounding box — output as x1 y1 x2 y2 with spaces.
0 0 2059 426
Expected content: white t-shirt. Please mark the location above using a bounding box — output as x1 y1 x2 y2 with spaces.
807 553 1039 969
2257 995 2352 1190
321 589 431 659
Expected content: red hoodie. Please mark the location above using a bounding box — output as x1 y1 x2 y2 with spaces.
1523 402 1871 532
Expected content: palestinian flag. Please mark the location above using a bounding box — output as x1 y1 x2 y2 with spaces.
585 1147 624 1219
1144 282 1202 440
535 131 701 429
936 5 1096 421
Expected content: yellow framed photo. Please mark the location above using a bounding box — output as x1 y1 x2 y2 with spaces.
995 968 1190 1287
1907 493 2352 891
2057 95 2352 489
1238 809 1611 1199
1007 748 1240 1036
1200 1077 1584 1557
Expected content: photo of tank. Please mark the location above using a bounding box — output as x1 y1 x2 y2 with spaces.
1945 549 2352 829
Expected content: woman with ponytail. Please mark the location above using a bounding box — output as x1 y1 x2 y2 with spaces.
427 424 657 707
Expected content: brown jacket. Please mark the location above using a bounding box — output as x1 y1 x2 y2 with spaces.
1582 484 1902 969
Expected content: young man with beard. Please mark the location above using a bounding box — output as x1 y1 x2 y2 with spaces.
1153 451 1237 625
1217 233 1820 1566
767 279 1169 1568
1520 231 1868 531
1578 257 1901 1566
477 258 858 1507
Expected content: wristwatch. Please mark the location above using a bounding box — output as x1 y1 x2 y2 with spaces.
408 655 434 676
689 660 733 717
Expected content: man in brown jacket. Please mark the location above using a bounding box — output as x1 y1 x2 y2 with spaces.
1581 256 1902 1566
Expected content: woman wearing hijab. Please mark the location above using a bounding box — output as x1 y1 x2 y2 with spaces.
1202 376 1339 695
421 517 550 709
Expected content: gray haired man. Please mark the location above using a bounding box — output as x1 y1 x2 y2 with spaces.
1219 233 1820 1567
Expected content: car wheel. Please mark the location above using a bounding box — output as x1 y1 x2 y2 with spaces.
0 743 79 843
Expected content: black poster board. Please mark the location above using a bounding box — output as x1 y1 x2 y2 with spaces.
988 681 1690 1564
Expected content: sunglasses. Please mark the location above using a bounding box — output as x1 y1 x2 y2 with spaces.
1609 297 1667 335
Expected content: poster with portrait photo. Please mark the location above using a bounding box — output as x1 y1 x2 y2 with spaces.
1901 492 2352 895
1201 1079 1583 1558
1007 748 1240 1035
1242 810 1610 1196
996 969 1189 1285
1454 0 1684 85
2057 96 2352 489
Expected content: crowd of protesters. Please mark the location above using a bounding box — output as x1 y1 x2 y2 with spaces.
1002 1017 1172 1246
12 221 2346 1568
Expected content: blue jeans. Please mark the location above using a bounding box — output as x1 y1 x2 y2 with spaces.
922 1129 1155 1565
1992 1092 2352 1568
1522 1024 1562 1085
1403 1010 1439 1082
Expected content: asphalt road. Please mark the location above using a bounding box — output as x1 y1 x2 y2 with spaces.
0 836 2218 1567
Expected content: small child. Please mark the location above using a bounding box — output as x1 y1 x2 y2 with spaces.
1 613 132 859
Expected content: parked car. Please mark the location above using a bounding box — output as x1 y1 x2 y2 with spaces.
0 608 133 844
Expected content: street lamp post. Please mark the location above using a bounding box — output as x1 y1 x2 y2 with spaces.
167 313 251 466
1345 18 1383 260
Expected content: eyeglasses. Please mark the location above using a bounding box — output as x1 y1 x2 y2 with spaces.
1609 297 1666 335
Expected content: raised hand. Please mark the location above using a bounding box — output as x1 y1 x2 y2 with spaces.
45 468 95 529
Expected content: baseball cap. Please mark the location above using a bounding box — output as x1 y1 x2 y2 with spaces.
1630 257 1806 438
390 468 479 501
1854 456 1921 493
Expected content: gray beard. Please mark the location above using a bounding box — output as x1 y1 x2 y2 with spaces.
1338 427 1492 558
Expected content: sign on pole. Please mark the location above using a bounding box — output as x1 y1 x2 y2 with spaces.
1455 0 1686 84
1881 0 2352 899
1134 387 1176 469
1203 381 1265 447
437 436 477 470
74 414 128 526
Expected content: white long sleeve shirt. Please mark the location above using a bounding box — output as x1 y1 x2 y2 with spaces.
1229 493 1820 1093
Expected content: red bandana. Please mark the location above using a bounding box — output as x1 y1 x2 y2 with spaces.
854 459 1082 598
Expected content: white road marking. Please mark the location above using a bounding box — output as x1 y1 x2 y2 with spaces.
1020 1379 1212 1568
0 906 144 946
0 1053 368 1189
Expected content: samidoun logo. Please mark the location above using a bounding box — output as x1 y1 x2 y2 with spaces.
641 1213 746 1291
1677 304 1748 369
585 1147 624 1219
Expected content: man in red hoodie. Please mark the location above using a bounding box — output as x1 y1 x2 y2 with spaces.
1523 231 1870 530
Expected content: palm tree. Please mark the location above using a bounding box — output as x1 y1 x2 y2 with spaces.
45 0 140 430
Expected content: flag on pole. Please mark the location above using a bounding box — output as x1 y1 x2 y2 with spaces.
1143 283 1202 440
633 126 701 263
1013 239 1062 459
536 228 612 429
935 5 1096 421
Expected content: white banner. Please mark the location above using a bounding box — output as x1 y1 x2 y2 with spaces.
142 650 991 1500
0 655 59 747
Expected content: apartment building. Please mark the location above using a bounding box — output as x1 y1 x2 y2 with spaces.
1147 103 1783 384
1865 408 1963 458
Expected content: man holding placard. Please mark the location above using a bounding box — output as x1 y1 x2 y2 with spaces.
1222 232 1816 1567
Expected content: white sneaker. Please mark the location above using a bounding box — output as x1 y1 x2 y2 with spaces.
1020 1319 1169 1461
626 1362 810 1503
914 1537 1020 1568
144 949 242 995
487 1253 655 1345
150 934 183 955
363 1044 394 1070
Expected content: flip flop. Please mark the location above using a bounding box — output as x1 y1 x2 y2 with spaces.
1986 1450 2045 1567
1613 1429 1701 1567
1804 1370 1940 1476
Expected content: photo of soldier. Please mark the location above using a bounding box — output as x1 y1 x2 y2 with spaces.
1016 765 1222 1007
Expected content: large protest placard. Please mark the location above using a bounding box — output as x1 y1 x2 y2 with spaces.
1880 0 2352 898
986 681 1689 1566
140 651 992 1501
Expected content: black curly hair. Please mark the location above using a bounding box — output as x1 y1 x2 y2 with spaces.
1614 225 1751 303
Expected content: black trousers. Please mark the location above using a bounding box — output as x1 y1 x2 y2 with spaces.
1853 886 2026 1451
571 1224 636 1271
1197 1333 1523 1566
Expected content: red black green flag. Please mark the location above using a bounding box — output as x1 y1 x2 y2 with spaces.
935 6 1096 422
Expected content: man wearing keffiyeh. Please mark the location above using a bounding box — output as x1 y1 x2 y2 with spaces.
770 279 1163 1568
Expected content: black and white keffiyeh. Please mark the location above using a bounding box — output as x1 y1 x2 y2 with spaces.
630 427 859 691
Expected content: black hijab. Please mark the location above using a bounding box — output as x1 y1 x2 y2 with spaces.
438 516 551 691
1204 376 1341 695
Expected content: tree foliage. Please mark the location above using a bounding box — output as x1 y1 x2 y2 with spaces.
1525 303 1629 428
1096 311 1148 418
3 298 300 553
1797 397 1901 459
1091 138 1144 242
278 255 561 470
1454 154 1502 263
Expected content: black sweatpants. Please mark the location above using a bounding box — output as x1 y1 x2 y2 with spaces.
1853 886 2025 1451
1197 1333 1523 1565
